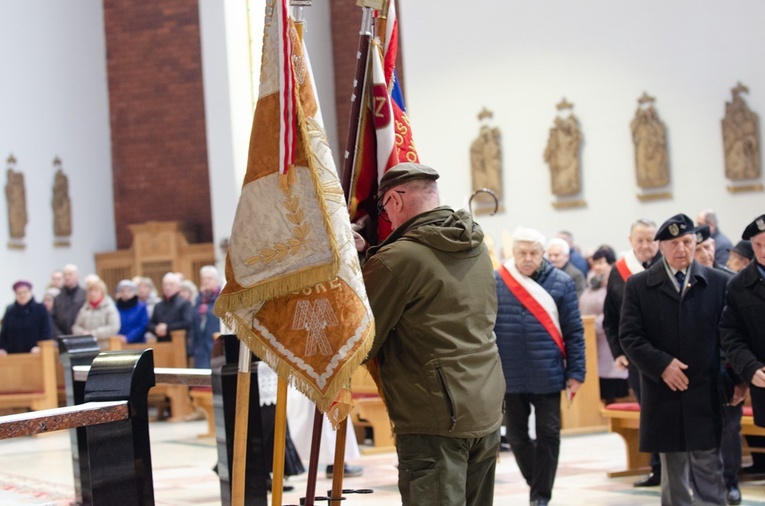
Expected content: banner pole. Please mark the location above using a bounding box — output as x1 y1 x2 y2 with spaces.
271 378 289 506
231 341 251 505
330 417 348 500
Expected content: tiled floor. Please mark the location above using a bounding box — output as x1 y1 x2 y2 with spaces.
1 420 765 505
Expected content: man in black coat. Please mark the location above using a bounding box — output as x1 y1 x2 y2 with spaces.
602 218 662 487
51 264 86 337
147 272 192 344
721 214 765 424
620 213 729 506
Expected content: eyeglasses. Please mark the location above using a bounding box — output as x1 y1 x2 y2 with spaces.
376 190 406 222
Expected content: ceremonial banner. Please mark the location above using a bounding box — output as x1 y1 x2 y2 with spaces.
346 1 418 243
215 0 374 413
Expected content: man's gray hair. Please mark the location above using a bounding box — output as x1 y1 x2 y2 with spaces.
546 237 570 256
512 227 546 250
631 218 657 232
200 265 219 278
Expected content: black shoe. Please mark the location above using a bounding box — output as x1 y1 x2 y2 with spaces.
726 485 742 505
633 472 660 487
325 464 363 478
500 442 512 452
530 500 549 506
266 478 294 493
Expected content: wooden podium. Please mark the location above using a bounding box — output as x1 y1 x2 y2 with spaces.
95 221 215 293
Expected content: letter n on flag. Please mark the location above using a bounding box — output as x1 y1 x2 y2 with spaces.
214 0 374 415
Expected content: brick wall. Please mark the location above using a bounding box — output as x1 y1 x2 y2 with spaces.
104 0 212 249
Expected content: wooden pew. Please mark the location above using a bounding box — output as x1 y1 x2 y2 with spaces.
107 329 194 420
350 366 395 453
602 402 765 478
560 315 608 434
0 348 156 505
0 340 58 413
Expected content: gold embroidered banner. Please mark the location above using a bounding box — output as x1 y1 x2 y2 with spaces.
214 2 374 413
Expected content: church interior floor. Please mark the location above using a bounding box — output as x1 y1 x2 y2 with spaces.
1 420 765 505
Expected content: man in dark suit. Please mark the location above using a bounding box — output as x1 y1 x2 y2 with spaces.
602 218 662 487
721 214 765 423
620 213 730 506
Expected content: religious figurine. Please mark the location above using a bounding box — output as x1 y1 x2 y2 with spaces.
52 157 72 241
722 82 761 181
470 108 504 215
544 98 582 197
5 154 27 246
631 92 670 189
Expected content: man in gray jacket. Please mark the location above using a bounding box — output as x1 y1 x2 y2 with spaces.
360 163 506 506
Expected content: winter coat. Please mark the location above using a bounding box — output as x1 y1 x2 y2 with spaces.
362 206 506 438
620 260 729 452
147 293 192 342
52 285 86 336
72 296 121 339
116 296 149 344
720 261 765 425
0 299 51 353
494 261 586 394
190 289 220 369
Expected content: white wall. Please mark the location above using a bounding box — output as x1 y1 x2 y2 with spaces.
399 0 765 257
0 1 113 306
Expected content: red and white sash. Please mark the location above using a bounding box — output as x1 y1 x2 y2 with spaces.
499 260 565 358
615 250 645 282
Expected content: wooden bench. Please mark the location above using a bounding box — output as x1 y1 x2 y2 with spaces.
107 330 194 420
0 348 156 505
0 340 58 413
602 401 765 478
350 366 395 453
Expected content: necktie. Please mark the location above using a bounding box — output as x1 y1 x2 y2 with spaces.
674 270 685 288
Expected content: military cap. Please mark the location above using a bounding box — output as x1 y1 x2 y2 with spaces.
694 225 711 244
742 214 765 240
377 162 440 197
654 213 695 241
728 240 754 261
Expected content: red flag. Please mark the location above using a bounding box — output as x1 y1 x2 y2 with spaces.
347 1 418 243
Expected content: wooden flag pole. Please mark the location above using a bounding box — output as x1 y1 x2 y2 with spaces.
330 417 348 500
303 406 324 506
340 4 375 198
271 378 289 506
231 342 251 505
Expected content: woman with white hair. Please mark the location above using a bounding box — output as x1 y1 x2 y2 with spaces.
190 265 221 368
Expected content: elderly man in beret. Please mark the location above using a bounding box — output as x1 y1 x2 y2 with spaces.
726 240 754 274
620 213 730 505
359 162 506 506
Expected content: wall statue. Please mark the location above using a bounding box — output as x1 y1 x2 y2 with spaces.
52 157 72 241
544 98 582 197
470 108 504 215
721 82 761 181
5 154 27 245
631 92 670 189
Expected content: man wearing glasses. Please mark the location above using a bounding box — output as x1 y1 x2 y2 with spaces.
359 162 506 506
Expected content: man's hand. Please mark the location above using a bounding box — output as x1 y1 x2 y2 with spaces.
731 383 749 406
352 230 367 253
155 323 168 337
614 355 629 370
752 368 765 388
661 358 689 391
30 346 40 354
0 349 7 357
567 378 582 394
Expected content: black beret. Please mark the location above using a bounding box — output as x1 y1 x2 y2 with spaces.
654 213 695 241
729 240 754 261
377 163 440 197
742 214 765 240
694 225 711 244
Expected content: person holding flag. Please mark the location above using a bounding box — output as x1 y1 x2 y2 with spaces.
494 227 585 506
359 162 506 506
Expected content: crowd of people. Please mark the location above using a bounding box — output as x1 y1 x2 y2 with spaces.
0 265 222 371
1 161 764 505
355 162 764 506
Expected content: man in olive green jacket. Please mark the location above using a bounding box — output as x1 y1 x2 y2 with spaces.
360 163 506 506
